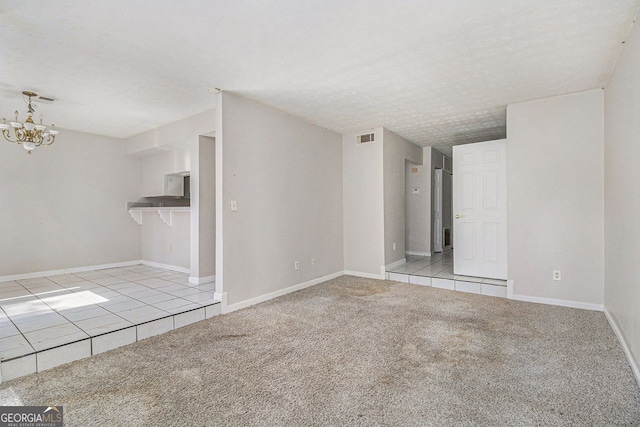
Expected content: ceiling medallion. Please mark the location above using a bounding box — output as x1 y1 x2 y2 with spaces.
1 91 59 154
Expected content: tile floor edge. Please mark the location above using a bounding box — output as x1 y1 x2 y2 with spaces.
0 302 221 383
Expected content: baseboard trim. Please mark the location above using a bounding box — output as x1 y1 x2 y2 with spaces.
188 275 215 285
509 293 603 311
0 260 143 283
604 307 640 386
505 279 603 311
405 251 431 257
141 260 190 274
343 270 386 280
226 271 344 313
385 258 406 271
214 292 227 313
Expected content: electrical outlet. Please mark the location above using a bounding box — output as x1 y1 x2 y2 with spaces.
393 243 396 251
294 261 300 270
553 270 561 281
311 258 316 265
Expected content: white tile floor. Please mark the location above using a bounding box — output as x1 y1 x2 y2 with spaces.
387 251 507 297
0 264 220 381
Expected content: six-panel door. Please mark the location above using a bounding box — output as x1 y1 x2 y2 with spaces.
453 140 507 280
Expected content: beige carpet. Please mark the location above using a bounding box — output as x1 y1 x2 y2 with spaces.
1 275 639 426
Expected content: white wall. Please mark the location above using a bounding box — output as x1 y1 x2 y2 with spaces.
141 211 190 270
126 108 215 281
218 92 343 306
344 128 423 274
604 17 640 379
342 128 385 277
383 129 422 265
142 150 189 197
0 129 141 276
125 109 214 156
137 141 191 274
430 148 451 254
506 89 604 306
190 136 215 280
405 151 431 256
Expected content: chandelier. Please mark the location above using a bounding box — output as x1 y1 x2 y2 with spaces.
0 91 59 154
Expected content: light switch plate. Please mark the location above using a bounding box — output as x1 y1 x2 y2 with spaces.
230 200 237 211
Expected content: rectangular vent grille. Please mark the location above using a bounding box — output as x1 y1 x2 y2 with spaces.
38 96 56 103
356 133 375 144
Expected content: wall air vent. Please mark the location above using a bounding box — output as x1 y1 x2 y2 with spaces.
356 133 375 144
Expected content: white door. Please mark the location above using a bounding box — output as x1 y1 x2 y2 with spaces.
433 169 443 253
453 140 507 279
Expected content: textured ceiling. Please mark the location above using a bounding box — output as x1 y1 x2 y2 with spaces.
1 1 638 148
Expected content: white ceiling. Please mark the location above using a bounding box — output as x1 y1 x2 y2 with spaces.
1 1 638 149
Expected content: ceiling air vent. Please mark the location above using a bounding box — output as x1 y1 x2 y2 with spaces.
37 96 56 103
356 132 375 144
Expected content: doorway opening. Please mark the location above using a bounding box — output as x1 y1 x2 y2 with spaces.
431 150 453 254
388 140 508 297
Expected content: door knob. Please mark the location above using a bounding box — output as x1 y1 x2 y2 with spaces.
455 214 462 219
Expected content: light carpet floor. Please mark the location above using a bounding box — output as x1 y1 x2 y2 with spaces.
1 275 639 426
